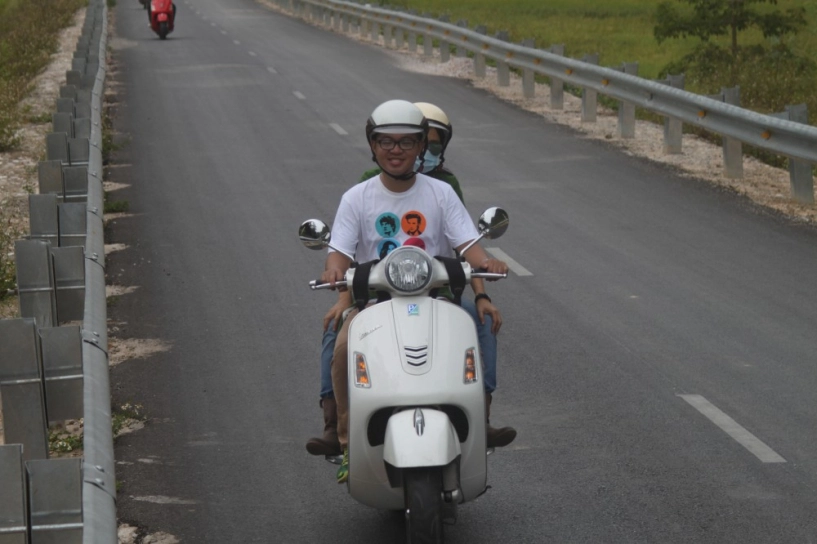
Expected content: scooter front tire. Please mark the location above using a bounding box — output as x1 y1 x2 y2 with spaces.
404 468 444 544
158 21 169 39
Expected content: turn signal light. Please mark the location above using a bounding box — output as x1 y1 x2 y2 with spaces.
354 352 372 388
463 348 478 384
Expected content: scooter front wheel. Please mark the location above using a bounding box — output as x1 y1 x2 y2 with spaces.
158 21 169 39
404 468 444 544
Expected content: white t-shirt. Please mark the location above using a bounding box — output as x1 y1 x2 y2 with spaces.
330 173 479 261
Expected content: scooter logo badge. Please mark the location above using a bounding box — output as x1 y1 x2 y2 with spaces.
407 304 419 316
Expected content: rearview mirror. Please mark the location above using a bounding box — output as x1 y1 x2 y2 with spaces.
477 207 509 240
298 219 331 250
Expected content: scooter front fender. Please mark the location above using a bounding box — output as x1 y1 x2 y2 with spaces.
383 408 460 468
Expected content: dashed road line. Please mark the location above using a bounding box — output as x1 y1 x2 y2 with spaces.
233 40 241 45
485 247 532 276
329 123 348 135
293 91 305 100
267 66 277 74
249 51 257 57
679 394 786 463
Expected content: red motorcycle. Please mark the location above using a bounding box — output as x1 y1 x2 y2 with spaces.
148 0 175 39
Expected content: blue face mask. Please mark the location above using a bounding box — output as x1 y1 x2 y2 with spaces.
414 143 443 173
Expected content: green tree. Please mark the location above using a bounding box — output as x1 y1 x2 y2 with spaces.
654 0 807 54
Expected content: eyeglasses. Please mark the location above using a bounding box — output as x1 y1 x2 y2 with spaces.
375 137 420 151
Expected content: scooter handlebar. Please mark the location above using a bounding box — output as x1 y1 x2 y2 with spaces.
471 270 508 280
309 279 349 290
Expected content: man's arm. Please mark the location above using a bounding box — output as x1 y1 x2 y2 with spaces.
455 242 508 277
321 251 353 288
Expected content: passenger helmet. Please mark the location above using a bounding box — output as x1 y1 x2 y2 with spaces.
413 102 453 151
365 100 428 141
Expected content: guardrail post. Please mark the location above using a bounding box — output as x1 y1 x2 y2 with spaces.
422 17 433 58
495 30 510 87
407 11 418 53
547 44 565 110
0 444 28 544
521 38 535 99
52 248 86 323
580 53 599 122
438 15 450 62
14 240 57 328
340 12 348 33
29 194 60 249
706 86 744 178
394 21 404 49
370 19 379 43
617 62 638 138
37 160 65 197
455 20 468 57
0 319 49 461
39 326 84 422
473 26 487 78
383 23 393 48
27 458 83 542
660 73 685 154
770 104 814 204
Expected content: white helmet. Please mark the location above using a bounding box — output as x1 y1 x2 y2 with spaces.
366 100 428 141
414 102 453 151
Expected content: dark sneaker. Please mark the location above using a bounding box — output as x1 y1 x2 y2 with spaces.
487 425 517 448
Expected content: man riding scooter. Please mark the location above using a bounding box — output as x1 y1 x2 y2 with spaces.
318 100 511 483
306 102 516 464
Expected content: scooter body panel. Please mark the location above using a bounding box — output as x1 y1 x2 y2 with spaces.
347 297 487 510
382 409 461 467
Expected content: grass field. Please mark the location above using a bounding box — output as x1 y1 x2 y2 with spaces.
393 0 817 80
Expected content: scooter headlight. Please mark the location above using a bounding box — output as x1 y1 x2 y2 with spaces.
385 247 432 293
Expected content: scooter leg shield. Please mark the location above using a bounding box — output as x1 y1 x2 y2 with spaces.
383 409 461 468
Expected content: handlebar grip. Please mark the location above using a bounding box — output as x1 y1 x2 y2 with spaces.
471 271 508 280
309 280 348 290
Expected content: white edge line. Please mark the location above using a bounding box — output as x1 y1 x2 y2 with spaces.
678 394 786 463
484 247 532 276
330 123 348 136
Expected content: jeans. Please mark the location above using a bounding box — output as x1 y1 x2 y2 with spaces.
319 297 498 398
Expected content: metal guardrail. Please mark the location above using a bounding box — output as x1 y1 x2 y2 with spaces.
0 0 115 541
275 0 815 203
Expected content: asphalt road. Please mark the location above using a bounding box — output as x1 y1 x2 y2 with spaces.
107 0 817 542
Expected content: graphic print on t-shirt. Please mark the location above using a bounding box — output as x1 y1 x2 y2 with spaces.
375 213 400 238
403 237 426 250
377 238 400 258
402 211 426 236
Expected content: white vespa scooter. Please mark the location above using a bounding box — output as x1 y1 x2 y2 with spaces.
299 208 509 543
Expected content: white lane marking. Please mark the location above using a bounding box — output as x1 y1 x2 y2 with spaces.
267 66 277 74
293 91 306 100
220 30 227 35
233 40 241 45
678 394 786 463
248 51 257 57
329 123 348 135
484 247 532 276
210 22 216 27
